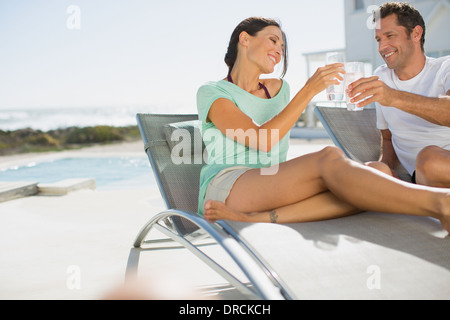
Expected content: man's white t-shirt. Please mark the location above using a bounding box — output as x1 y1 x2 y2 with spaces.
375 56 450 175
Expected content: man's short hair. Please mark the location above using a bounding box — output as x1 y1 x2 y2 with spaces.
376 2 426 51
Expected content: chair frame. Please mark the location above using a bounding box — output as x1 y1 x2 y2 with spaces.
126 113 292 300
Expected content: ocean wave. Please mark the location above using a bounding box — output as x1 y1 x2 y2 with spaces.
0 104 190 131
0 111 29 121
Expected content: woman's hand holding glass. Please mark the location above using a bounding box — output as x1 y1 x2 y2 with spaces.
326 52 346 101
304 63 346 98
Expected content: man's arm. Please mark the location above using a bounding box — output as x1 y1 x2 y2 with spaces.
379 129 399 171
349 77 450 126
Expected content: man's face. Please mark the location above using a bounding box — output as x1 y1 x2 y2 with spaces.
375 14 417 70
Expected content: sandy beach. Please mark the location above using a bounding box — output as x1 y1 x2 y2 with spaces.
0 137 333 300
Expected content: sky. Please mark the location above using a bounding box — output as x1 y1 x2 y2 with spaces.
0 0 345 113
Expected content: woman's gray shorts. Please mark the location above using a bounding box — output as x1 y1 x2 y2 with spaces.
204 166 253 204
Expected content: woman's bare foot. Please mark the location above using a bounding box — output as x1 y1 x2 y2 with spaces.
203 200 276 223
203 200 250 222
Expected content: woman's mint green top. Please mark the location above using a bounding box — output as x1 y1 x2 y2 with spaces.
196 79 291 215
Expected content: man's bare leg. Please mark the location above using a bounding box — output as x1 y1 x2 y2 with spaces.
415 146 450 188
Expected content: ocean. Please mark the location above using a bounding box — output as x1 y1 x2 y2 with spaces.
0 105 190 190
0 105 188 131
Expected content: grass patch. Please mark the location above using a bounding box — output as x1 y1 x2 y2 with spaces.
0 125 140 156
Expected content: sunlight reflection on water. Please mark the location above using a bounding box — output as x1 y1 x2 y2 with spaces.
0 157 156 190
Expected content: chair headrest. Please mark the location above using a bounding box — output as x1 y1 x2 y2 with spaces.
163 120 206 161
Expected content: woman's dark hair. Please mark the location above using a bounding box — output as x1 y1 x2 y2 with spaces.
224 17 288 77
377 2 425 51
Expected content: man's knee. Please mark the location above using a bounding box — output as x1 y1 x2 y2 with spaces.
415 145 449 185
417 145 442 161
416 146 441 174
365 161 393 176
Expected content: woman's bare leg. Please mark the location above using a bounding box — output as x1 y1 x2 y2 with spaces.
204 191 360 223
317 147 448 218
204 146 450 231
308 147 450 231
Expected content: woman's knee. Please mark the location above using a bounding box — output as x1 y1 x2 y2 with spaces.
319 146 346 161
316 146 348 171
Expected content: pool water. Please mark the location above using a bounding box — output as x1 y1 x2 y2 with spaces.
0 157 156 190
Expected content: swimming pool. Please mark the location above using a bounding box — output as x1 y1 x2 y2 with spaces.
0 157 157 190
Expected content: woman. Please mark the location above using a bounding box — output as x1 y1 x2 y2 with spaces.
196 17 450 232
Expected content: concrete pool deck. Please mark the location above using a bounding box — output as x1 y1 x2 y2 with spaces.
0 135 334 300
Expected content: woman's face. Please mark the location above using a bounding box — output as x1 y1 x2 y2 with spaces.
244 26 284 74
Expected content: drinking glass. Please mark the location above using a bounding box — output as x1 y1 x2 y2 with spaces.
344 62 365 111
325 52 345 101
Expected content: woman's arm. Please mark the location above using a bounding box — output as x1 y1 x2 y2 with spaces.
207 64 345 152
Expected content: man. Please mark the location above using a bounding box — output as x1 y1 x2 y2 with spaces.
349 1 450 188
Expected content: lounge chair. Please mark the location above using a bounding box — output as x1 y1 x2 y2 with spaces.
128 113 450 300
314 105 411 181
